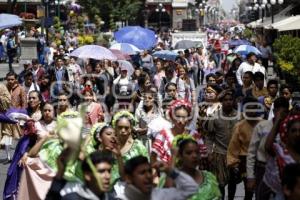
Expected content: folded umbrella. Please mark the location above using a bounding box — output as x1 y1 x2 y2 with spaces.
114 26 156 50
153 50 178 61
110 43 141 55
70 45 117 60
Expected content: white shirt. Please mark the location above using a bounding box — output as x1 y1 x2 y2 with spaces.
236 61 266 86
114 170 198 200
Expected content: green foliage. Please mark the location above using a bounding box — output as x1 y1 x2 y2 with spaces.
273 35 300 73
78 0 143 29
53 16 61 30
243 28 254 40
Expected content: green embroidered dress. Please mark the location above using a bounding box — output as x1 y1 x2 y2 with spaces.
111 139 148 184
189 171 221 200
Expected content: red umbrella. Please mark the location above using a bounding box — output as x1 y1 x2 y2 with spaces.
110 49 131 60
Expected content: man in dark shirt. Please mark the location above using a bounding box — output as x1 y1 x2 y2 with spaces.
46 150 115 200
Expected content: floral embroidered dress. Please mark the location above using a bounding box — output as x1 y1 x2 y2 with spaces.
152 129 207 164
188 171 221 200
111 139 148 184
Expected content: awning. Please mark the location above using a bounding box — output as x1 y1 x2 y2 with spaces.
247 19 262 28
247 4 295 28
275 15 300 31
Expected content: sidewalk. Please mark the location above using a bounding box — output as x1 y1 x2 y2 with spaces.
0 63 22 81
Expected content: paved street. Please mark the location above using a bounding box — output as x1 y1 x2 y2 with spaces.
0 63 23 81
0 142 17 200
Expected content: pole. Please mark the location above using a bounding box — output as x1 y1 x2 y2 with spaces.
46 2 49 45
58 0 60 19
159 9 162 29
271 5 274 23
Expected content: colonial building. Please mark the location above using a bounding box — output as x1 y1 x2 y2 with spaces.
145 0 221 30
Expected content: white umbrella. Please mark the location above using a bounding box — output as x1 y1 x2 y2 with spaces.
110 43 141 55
0 14 22 30
70 45 117 60
118 60 134 76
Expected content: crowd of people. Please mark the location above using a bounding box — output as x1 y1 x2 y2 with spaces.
0 25 300 200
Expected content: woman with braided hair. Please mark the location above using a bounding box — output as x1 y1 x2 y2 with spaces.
176 138 221 200
110 110 148 184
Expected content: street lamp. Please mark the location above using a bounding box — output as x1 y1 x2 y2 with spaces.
270 0 284 23
155 3 166 29
198 1 206 26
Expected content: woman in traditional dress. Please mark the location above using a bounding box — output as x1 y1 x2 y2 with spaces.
3 91 44 200
17 103 57 200
176 138 221 200
151 99 207 167
110 110 148 184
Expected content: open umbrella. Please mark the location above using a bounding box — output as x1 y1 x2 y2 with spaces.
234 45 262 57
114 26 156 50
0 13 22 30
110 49 131 60
229 39 251 47
174 40 197 49
118 60 134 76
110 43 141 55
70 45 117 60
153 50 178 61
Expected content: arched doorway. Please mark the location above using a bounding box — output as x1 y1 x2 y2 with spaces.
148 10 171 28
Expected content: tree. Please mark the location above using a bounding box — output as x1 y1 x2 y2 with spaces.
78 0 143 29
273 35 300 73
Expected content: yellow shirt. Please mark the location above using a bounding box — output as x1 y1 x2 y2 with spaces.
227 119 259 167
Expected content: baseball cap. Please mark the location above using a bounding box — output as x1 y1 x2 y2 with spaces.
24 60 31 65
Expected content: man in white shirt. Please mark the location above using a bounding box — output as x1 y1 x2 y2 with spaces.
236 52 266 86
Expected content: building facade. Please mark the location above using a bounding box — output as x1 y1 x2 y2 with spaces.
145 0 221 30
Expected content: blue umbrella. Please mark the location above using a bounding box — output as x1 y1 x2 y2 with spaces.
229 39 251 47
153 50 178 61
0 14 22 30
234 45 262 56
114 26 156 50
110 43 141 55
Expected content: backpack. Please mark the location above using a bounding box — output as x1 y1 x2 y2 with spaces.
7 39 16 57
